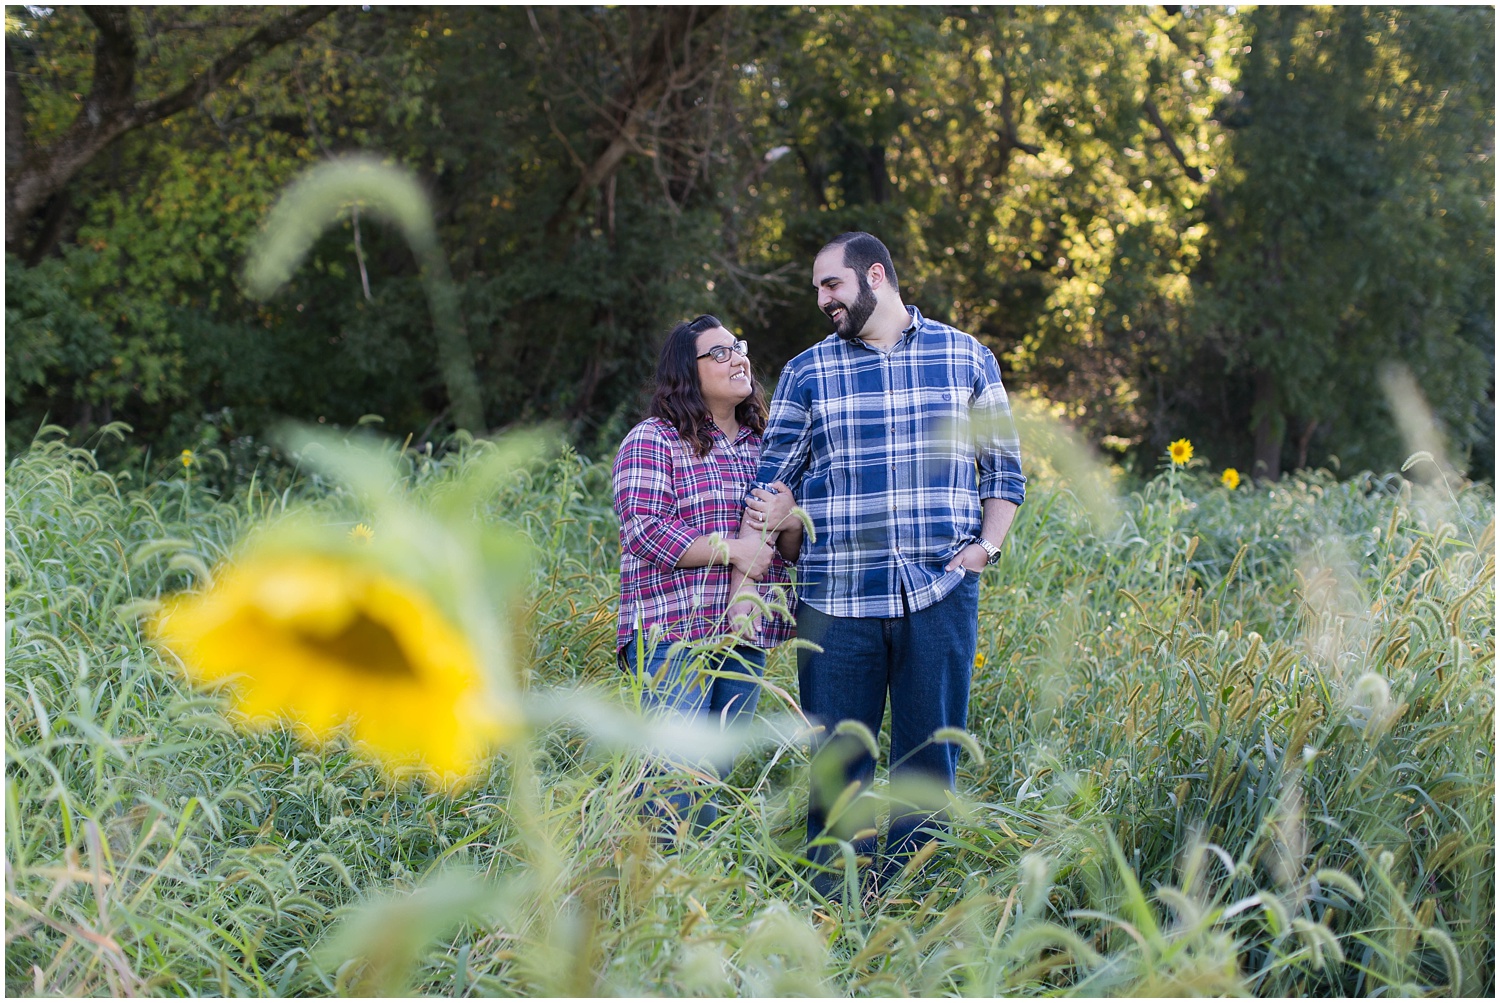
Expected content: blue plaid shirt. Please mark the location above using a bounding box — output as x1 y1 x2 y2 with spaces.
754 306 1025 618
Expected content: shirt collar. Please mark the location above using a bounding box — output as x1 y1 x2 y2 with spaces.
846 305 924 353
708 421 754 445
902 305 922 339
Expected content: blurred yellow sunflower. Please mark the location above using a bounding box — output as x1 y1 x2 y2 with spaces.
973 652 987 669
150 553 515 788
349 522 375 544
1169 439 1193 465
1221 467 1241 490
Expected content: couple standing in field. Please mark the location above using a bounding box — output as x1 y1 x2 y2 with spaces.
613 231 1026 897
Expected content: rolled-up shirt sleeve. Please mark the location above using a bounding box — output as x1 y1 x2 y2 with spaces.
613 425 700 570
973 348 1026 505
753 366 813 497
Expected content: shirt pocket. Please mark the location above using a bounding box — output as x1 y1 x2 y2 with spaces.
912 383 971 443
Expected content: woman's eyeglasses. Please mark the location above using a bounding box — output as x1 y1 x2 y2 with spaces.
697 340 749 363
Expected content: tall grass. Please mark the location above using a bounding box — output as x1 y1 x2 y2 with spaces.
6 427 1493 996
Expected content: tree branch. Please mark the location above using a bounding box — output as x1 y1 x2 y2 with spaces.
135 6 336 129
1142 95 1202 182
552 6 724 227
6 5 337 248
1142 94 1225 219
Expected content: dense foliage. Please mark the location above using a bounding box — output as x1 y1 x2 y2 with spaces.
6 428 1493 996
6 6 1494 478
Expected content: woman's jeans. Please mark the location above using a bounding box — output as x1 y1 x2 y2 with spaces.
622 635 765 830
795 570 980 884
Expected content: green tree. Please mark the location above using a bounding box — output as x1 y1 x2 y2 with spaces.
1195 6 1494 478
4 6 1491 481
5 6 334 252
4 5 385 443
718 6 1239 461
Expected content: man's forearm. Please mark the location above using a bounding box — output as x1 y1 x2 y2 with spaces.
980 497 1019 550
775 520 803 562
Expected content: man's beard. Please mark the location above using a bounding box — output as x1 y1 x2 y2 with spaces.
828 274 877 341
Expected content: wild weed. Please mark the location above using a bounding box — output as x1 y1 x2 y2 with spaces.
6 428 1492 996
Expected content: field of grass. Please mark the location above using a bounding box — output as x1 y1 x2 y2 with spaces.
6 424 1494 996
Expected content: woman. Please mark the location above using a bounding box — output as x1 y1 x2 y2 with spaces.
613 314 801 832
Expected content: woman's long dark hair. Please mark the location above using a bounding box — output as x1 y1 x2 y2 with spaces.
649 314 768 456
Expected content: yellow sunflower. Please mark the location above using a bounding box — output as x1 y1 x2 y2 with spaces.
349 522 375 544
973 652 987 669
1221 467 1241 490
150 553 515 788
1169 438 1194 466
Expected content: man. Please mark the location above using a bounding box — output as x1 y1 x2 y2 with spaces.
734 231 1024 894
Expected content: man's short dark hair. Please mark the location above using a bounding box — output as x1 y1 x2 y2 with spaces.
821 232 899 294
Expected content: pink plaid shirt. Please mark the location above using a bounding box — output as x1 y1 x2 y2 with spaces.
613 416 796 654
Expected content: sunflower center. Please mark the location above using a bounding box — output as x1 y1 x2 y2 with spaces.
294 611 419 680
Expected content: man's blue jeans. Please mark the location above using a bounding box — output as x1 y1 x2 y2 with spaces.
622 635 765 829
795 571 980 881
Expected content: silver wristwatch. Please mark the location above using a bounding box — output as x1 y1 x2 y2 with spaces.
977 538 1002 565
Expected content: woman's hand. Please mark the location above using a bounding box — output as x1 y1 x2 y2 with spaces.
745 481 797 535
725 596 761 638
724 534 775 581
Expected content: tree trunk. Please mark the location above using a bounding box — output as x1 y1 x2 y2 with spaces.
24 189 71 266
1252 367 1283 479
5 37 28 177
1295 418 1318 471
991 63 1041 178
